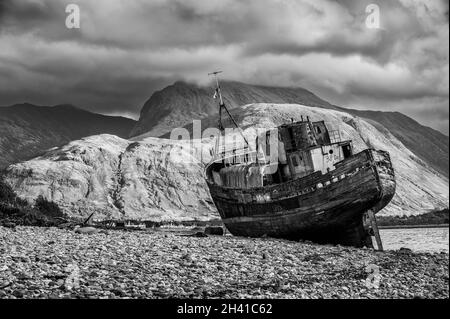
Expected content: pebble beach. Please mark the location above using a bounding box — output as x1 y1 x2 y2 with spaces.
0 226 448 299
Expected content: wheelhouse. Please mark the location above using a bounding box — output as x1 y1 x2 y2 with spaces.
206 118 353 188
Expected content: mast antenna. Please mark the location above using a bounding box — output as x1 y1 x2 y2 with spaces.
208 71 251 152
208 70 224 106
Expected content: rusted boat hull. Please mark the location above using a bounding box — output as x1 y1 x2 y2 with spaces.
207 149 396 247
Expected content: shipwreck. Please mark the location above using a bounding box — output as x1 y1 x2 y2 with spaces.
204 72 396 249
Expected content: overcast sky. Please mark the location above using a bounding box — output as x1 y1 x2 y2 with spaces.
0 0 448 134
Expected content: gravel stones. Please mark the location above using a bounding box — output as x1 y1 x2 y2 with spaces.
74 226 100 235
0 225 448 299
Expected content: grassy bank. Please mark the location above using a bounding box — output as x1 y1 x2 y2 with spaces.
379 224 449 229
0 176 69 227
377 209 449 227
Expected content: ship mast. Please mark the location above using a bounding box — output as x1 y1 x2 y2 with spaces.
208 71 251 153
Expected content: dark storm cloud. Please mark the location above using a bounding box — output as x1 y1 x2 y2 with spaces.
0 0 448 134
0 0 62 33
0 0 55 21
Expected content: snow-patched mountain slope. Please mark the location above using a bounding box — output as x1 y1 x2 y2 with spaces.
4 134 214 221
4 104 448 221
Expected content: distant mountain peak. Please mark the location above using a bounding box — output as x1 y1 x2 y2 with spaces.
129 80 337 138
9 102 82 111
172 80 196 87
51 103 80 110
10 102 39 108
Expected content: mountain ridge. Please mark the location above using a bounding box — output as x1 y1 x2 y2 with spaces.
131 80 449 177
129 80 339 138
345 109 449 177
0 103 136 169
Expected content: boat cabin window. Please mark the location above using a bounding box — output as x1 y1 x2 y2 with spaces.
255 136 259 153
265 131 271 157
291 154 299 167
316 127 322 134
288 127 294 140
343 144 352 158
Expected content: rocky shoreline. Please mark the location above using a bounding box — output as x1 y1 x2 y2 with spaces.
0 226 448 299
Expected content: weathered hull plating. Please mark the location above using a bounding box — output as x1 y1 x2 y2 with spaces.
206 149 395 247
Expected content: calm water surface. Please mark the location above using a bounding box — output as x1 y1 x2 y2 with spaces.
380 227 449 253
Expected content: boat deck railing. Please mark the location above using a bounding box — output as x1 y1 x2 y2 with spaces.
212 147 267 165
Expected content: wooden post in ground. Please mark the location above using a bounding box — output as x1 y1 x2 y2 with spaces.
367 209 383 251
82 212 95 226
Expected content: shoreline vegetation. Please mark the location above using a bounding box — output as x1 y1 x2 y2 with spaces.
376 209 449 228
378 224 449 229
0 177 66 228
